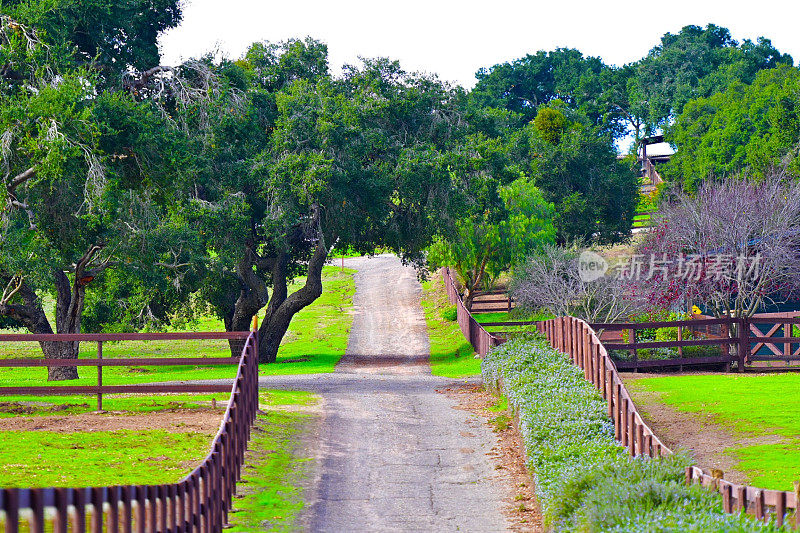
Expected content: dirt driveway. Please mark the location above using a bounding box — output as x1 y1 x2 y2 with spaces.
260 255 514 532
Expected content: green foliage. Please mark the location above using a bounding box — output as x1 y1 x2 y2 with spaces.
5 0 182 84
427 176 555 298
664 65 800 189
634 24 792 130
526 109 638 243
471 48 610 131
482 336 782 531
0 7 199 342
533 107 568 144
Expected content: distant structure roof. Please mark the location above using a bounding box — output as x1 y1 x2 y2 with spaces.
640 142 675 159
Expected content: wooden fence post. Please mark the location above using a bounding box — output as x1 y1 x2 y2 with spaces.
628 408 636 455
620 392 628 447
583 326 590 378
614 382 621 439
97 340 103 412
736 486 747 513
794 481 800 529
785 322 792 365
30 489 44 533
775 490 786 527
54 488 68 533
722 483 733 513
754 490 765 520
738 317 748 373
636 421 644 457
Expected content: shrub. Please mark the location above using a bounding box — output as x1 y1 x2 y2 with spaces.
482 335 784 531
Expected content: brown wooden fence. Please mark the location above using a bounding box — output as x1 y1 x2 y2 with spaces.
468 290 514 314
0 327 259 532
444 280 800 526
481 311 800 371
442 268 503 357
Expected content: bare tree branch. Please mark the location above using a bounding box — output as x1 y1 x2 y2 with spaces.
8 167 35 192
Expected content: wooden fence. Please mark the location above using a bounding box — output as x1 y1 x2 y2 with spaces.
589 315 800 371
467 290 514 314
544 317 799 527
443 276 800 526
481 312 800 371
442 268 503 357
0 327 260 532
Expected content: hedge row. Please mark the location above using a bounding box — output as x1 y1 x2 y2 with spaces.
482 334 784 532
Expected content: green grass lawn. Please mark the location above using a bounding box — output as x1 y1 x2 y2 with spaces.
0 428 213 487
0 390 317 492
0 266 355 390
627 373 800 490
420 273 480 378
229 390 320 532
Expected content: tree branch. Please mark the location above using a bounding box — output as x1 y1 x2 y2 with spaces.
8 167 35 193
0 275 23 305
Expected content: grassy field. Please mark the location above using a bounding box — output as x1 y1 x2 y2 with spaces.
0 390 317 498
0 428 212 487
627 373 800 490
0 266 356 393
0 266 352 493
420 273 479 378
229 390 320 532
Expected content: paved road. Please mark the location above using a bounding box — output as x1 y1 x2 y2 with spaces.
259 255 509 532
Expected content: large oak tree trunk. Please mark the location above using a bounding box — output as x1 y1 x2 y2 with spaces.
47 268 90 381
258 242 326 363
225 224 329 364
224 247 271 358
0 246 105 381
0 274 80 380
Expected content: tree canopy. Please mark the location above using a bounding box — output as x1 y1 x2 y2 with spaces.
663 65 800 189
526 106 638 244
0 3 196 378
4 5 798 378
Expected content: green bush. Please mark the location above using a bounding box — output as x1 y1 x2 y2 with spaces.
440 306 457 322
482 335 784 531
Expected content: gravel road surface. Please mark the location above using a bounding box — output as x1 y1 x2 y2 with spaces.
266 254 510 532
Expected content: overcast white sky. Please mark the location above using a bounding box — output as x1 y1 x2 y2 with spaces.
160 0 800 90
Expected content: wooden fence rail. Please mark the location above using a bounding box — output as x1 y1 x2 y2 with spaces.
443 272 800 527
442 268 503 357
0 331 250 411
0 327 260 532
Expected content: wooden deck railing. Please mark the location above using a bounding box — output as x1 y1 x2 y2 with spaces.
0 327 260 532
